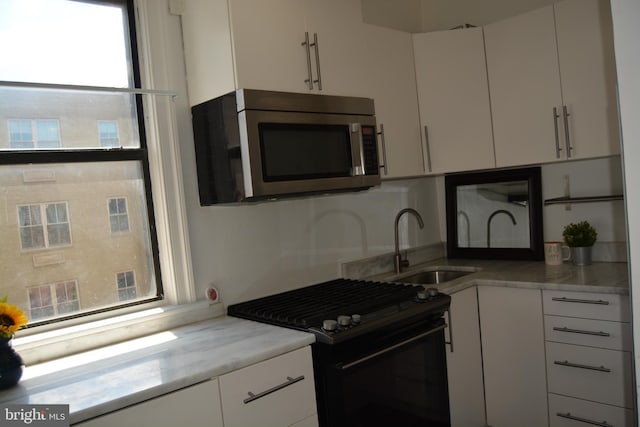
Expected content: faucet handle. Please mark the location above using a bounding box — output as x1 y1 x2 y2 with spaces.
394 253 411 274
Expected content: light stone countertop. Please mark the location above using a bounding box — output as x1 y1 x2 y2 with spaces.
372 258 629 295
0 259 629 425
0 316 315 425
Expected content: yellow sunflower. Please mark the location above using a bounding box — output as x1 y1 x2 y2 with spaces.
0 302 29 339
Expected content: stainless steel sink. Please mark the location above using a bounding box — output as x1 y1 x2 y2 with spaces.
393 268 476 285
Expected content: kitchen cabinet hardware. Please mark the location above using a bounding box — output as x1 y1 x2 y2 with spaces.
563 105 573 157
553 326 610 337
445 309 454 352
302 32 314 90
310 33 322 90
556 412 613 426
423 125 432 172
554 360 611 373
554 106 562 158
243 375 305 404
340 324 446 370
552 296 610 305
378 123 387 175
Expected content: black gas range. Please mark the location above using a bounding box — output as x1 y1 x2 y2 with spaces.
228 278 452 427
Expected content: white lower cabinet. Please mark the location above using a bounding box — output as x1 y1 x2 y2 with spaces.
74 346 317 427
543 290 634 427
445 286 486 427
478 286 548 427
75 379 224 427
218 346 317 427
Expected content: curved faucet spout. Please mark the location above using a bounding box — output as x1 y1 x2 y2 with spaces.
487 209 517 248
394 208 425 274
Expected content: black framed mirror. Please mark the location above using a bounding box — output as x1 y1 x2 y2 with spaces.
445 167 544 260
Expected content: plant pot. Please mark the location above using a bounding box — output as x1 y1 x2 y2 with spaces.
571 246 593 266
0 337 23 389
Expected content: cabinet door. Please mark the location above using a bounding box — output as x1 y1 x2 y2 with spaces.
446 287 486 427
75 379 223 427
413 28 495 174
555 0 620 159
484 6 564 167
362 24 424 179
479 286 548 427
219 346 317 427
229 0 308 94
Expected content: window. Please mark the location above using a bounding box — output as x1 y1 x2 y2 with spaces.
98 121 120 148
117 271 137 301
108 197 130 233
18 202 71 250
0 0 163 327
8 119 61 149
28 280 80 321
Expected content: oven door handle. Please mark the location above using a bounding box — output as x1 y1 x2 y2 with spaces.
339 324 446 370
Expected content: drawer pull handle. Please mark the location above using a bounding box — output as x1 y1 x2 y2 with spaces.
552 296 610 305
554 360 611 373
243 375 305 404
553 326 611 337
557 412 613 427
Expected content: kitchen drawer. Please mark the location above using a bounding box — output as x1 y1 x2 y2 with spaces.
546 341 633 408
219 346 317 427
549 393 634 427
543 290 630 322
544 314 632 351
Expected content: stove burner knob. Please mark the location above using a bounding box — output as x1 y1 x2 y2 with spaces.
351 314 361 324
427 287 439 298
416 289 429 301
337 315 352 327
322 319 338 332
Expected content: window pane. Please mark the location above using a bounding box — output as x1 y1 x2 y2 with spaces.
0 87 141 150
2 162 158 319
0 0 132 87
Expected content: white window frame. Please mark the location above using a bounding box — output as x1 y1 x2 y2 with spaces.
8 118 61 149
28 280 81 321
98 120 120 148
11 1 220 366
116 270 137 301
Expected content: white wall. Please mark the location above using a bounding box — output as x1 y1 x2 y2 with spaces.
610 0 640 410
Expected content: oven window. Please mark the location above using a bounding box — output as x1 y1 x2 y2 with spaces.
318 325 450 427
258 123 352 181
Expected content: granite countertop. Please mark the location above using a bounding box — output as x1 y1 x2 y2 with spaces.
373 258 629 295
0 316 315 425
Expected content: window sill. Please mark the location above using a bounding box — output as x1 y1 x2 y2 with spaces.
14 300 225 365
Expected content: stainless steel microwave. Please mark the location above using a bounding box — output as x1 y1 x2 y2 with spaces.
191 89 381 204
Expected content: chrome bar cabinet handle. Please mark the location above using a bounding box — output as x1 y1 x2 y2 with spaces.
552 296 610 305
554 360 611 373
302 32 313 90
445 309 454 353
243 375 305 404
311 33 322 90
563 105 573 157
553 326 610 337
424 125 432 172
553 106 562 158
557 412 613 427
378 123 388 175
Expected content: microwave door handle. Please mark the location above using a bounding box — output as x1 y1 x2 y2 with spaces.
350 123 365 176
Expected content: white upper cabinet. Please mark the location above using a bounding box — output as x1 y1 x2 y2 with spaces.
363 25 425 179
413 27 495 174
485 0 619 168
181 0 368 105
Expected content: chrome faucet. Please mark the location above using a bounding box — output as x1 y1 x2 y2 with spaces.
394 208 424 274
487 209 516 248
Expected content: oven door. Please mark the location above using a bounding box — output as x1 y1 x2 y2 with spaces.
313 317 451 427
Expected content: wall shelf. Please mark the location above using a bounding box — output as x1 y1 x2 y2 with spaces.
544 195 624 206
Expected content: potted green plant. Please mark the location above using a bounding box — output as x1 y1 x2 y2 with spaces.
562 220 597 266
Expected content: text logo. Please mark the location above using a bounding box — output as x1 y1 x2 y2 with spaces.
1 405 69 426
